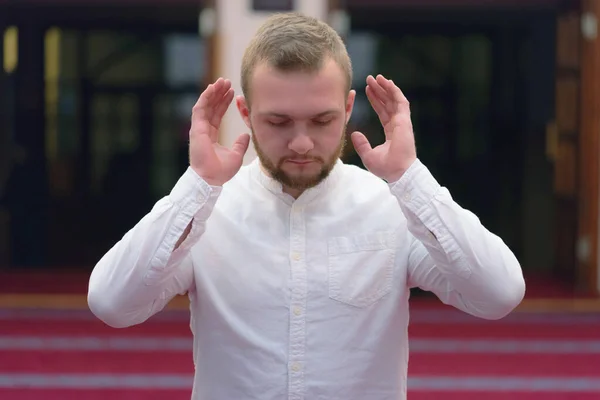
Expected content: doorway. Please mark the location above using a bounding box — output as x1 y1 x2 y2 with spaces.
344 6 562 290
44 28 207 266
0 2 208 269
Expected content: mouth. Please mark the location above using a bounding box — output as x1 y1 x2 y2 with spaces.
285 159 314 165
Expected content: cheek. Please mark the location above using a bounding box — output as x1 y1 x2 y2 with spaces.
316 123 345 145
253 127 287 151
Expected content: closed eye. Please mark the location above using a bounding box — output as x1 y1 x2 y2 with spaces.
267 120 290 127
313 119 333 126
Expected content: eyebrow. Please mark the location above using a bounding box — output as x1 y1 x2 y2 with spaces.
258 110 341 119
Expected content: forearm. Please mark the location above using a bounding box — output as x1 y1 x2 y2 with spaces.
391 159 525 319
88 167 220 326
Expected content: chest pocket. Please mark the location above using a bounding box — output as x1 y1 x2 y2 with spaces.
327 231 396 308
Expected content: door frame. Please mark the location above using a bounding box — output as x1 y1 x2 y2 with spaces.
578 0 600 296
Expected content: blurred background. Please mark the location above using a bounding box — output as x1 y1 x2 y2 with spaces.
0 0 599 398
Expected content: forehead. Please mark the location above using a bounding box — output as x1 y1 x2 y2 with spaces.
249 59 347 117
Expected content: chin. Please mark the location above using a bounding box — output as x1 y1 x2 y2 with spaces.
289 172 319 181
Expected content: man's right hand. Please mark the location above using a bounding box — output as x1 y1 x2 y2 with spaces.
189 78 251 186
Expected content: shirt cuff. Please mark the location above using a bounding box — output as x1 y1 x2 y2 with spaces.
168 166 222 221
388 158 441 215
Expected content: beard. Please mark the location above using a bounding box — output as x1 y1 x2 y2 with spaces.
252 127 346 191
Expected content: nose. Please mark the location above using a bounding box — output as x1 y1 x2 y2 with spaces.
288 132 314 155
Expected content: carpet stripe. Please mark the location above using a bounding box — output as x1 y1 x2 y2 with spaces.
4 350 599 376
0 320 193 337
2 320 598 339
408 392 600 400
0 374 192 389
409 339 600 353
409 353 600 376
4 388 597 400
408 376 600 392
2 374 600 392
0 351 194 374
1 308 599 324
409 323 600 339
0 336 193 351
2 336 600 354
0 388 189 400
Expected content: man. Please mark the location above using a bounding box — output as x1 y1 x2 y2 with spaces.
88 12 525 400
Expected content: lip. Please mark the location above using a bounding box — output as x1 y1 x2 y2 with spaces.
286 160 313 165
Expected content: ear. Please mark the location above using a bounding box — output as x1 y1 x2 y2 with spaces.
236 95 252 130
345 89 356 125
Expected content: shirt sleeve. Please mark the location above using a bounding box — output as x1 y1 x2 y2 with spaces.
88 167 221 328
389 159 526 320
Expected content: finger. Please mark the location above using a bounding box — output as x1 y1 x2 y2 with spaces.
350 131 373 160
367 75 388 104
192 83 214 120
375 74 391 91
213 78 231 101
211 88 235 127
194 78 227 110
194 83 214 109
366 86 389 123
383 78 409 108
376 75 400 111
231 133 251 156
378 78 410 116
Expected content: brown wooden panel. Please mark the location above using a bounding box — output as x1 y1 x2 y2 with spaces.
555 196 578 280
554 139 578 196
345 0 565 8
557 11 581 69
553 6 581 284
577 0 600 296
556 76 580 133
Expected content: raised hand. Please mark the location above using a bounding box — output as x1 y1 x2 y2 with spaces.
351 75 417 183
189 78 250 186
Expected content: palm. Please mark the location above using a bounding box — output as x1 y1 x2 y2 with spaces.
189 78 250 186
352 75 417 182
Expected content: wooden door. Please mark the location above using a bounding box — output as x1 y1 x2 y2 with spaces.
578 0 600 296
549 0 599 296
550 4 580 287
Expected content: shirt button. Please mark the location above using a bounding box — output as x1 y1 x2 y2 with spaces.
293 307 302 316
291 363 302 372
292 252 301 261
403 192 411 201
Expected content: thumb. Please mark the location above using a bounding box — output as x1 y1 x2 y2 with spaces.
231 133 251 156
351 131 372 159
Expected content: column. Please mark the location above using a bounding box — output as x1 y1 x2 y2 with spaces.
214 0 332 165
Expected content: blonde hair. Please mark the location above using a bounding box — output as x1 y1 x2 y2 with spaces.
241 12 353 105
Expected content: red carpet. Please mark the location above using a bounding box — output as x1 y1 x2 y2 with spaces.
0 306 599 399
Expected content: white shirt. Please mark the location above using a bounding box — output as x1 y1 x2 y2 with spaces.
88 158 525 400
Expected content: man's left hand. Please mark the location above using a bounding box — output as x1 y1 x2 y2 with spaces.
351 74 417 183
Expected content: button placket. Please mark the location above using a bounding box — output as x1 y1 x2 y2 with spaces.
288 203 307 400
